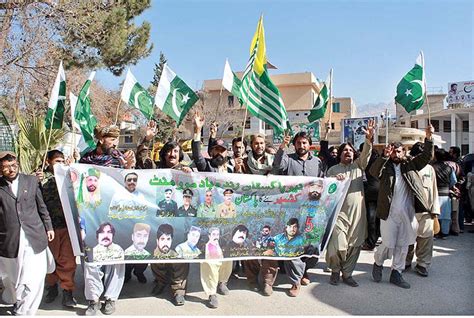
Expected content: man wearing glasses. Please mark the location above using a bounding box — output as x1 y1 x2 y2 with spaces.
0 151 54 315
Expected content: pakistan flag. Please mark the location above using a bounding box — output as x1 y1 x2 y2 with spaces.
121 69 154 119
154 63 198 126
395 52 426 113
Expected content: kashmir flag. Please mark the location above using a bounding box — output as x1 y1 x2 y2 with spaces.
239 16 289 136
307 73 330 122
45 61 66 129
154 63 199 126
74 72 97 150
222 59 242 102
121 69 155 119
395 52 426 113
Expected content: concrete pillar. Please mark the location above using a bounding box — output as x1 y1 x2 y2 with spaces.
451 113 456 149
469 113 474 153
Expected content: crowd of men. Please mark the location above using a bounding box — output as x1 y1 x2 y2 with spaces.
0 113 473 315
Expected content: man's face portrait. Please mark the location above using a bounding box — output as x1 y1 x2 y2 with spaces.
232 141 245 158
86 176 99 193
98 225 113 247
295 137 310 157
205 191 213 205
132 229 149 251
157 234 172 253
251 137 266 156
330 148 338 158
223 192 233 204
209 229 220 246
308 181 324 201
183 195 192 206
232 229 247 245
390 146 405 163
164 190 173 201
187 229 200 247
125 174 138 193
286 223 298 239
1 159 19 180
100 136 119 152
164 146 180 167
261 227 270 236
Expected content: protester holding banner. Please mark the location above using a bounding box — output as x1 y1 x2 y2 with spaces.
0 151 54 315
325 120 375 288
370 125 434 289
38 150 77 308
405 142 440 277
79 124 134 316
240 134 274 175
272 131 323 297
192 114 233 309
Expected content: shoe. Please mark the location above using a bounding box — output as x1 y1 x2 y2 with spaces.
372 263 383 283
11 303 18 316
342 276 359 287
135 272 147 284
85 300 101 316
389 270 410 289
329 271 340 285
323 266 331 273
124 272 132 283
288 284 300 297
152 283 165 296
403 264 411 272
361 243 374 251
247 282 259 292
208 294 218 309
262 284 273 296
415 265 428 277
102 299 116 315
217 281 229 295
174 294 185 306
62 290 77 307
301 275 310 286
44 283 58 303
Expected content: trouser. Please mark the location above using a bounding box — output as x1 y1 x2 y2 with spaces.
374 243 408 273
125 263 148 277
459 204 465 231
45 227 76 291
243 259 279 286
284 257 318 285
451 198 460 234
150 263 189 296
440 219 451 235
406 213 434 269
84 263 125 301
365 201 380 248
200 261 233 297
326 245 362 278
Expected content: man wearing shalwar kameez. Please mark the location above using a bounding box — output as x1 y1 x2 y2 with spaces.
0 151 55 315
369 125 434 289
325 120 375 287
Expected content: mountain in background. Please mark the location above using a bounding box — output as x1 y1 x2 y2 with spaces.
356 101 396 119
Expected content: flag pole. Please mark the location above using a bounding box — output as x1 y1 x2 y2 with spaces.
70 98 77 161
324 68 334 140
41 108 56 172
114 97 122 126
420 51 431 125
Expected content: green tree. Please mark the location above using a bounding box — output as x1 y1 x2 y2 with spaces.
150 51 167 88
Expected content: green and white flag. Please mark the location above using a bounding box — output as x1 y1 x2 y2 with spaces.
74 72 97 151
395 52 426 113
239 16 290 136
121 69 155 119
154 63 199 126
222 59 242 102
307 72 330 122
45 61 66 129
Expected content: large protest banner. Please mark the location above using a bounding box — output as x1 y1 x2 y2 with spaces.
55 164 350 265
342 117 377 150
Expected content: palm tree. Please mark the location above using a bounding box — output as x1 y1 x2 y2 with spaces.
16 112 66 173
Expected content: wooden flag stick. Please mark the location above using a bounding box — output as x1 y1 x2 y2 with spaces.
328 68 334 126
41 108 56 172
420 51 431 124
114 97 122 126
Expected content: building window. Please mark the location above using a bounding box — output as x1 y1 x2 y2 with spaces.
296 113 299 116
124 135 133 144
227 95 234 107
462 121 469 132
428 120 439 132
332 102 340 113
411 121 418 129
245 117 251 129
331 122 335 130
461 144 469 155
400 121 405 126
443 121 451 133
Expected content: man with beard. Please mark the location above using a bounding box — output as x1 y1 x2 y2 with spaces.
224 225 250 257
325 120 375 288
79 124 135 316
80 125 136 169
239 134 273 175
93 223 124 262
177 189 197 217
192 113 234 308
217 189 236 218
370 125 434 289
151 224 189 306
208 122 248 171
270 131 323 297
272 218 305 257
124 223 151 284
157 188 178 217
0 151 54 315
255 225 274 249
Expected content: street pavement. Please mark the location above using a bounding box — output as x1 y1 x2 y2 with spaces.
1 225 473 316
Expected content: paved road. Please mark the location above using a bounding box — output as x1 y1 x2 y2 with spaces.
1 226 473 315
